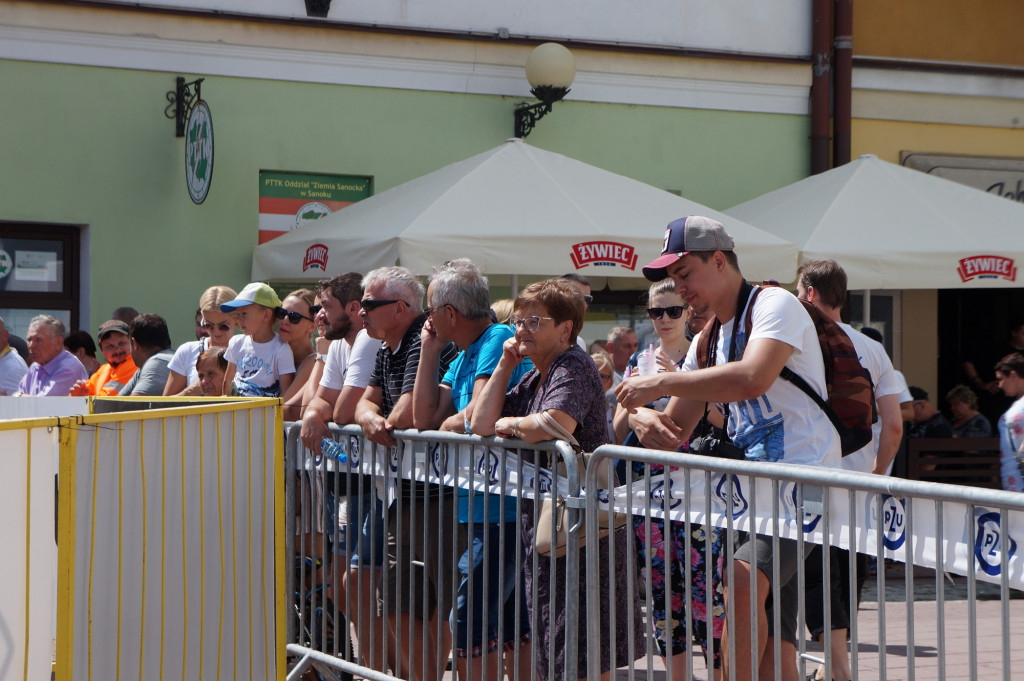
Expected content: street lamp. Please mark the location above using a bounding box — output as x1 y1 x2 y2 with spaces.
513 43 576 138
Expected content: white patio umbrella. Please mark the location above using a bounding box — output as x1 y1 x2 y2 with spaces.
725 154 1024 290
251 138 797 286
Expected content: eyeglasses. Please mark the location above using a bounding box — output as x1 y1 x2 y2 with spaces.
647 306 686 320
425 303 451 317
509 315 554 333
200 321 233 333
583 294 593 304
309 304 322 316
276 308 314 324
360 298 401 312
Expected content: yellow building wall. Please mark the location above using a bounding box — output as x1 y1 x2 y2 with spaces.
900 289 939 399
852 119 1024 164
854 0 1024 66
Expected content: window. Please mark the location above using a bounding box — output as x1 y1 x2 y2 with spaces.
0 223 81 338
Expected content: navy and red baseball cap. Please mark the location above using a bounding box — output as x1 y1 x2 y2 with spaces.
642 216 735 282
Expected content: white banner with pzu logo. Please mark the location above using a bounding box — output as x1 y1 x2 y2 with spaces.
316 434 1024 590
608 469 1024 591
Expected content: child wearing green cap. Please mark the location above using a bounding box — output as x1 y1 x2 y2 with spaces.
220 282 296 397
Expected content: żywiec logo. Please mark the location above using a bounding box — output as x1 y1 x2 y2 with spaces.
958 255 1016 283
303 243 329 272
570 241 638 270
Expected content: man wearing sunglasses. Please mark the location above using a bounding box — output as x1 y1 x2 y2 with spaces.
354 265 459 681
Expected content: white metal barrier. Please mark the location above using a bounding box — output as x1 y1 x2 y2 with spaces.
585 444 1024 681
0 417 61 681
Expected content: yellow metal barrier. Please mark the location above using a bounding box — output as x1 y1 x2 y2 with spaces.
47 397 285 681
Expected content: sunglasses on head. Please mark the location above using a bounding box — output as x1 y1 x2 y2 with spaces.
647 306 686 320
276 308 314 324
360 298 401 312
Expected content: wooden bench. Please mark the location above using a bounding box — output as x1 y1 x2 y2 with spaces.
904 437 1002 489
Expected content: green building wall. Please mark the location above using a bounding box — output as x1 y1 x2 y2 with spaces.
1 58 809 344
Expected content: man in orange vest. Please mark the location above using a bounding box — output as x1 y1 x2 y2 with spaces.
69 320 139 396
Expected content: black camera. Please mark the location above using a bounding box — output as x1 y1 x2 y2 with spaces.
689 435 747 460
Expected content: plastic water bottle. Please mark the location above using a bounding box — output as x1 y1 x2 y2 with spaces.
321 437 347 464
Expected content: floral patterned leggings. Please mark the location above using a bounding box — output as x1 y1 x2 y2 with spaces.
631 462 726 666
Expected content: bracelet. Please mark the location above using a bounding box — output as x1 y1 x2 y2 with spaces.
513 417 524 438
316 354 327 363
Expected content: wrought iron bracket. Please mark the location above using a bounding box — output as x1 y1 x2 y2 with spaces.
514 101 553 139
513 86 570 138
164 77 205 138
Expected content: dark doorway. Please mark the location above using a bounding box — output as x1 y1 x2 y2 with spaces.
937 288 1024 425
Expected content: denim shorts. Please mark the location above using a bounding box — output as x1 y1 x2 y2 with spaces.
335 480 386 569
451 521 530 657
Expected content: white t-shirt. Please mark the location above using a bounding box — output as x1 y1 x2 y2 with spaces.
0 347 28 396
683 286 841 467
998 395 1024 492
167 338 207 386
320 329 377 391
839 323 903 474
224 333 295 397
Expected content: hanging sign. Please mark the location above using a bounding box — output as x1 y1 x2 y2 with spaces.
185 100 214 204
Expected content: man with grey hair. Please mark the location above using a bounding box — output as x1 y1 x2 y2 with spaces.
15 315 88 396
413 258 534 678
606 325 639 380
0 315 28 395
355 265 459 680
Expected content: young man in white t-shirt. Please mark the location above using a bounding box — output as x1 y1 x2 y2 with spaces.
797 259 906 681
616 216 842 681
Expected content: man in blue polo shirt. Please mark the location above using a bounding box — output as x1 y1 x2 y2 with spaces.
413 258 532 681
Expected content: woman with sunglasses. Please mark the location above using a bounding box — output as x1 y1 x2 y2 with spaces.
278 288 319 420
163 285 237 396
471 278 644 681
613 278 726 680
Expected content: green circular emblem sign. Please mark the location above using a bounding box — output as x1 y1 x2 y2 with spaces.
185 100 214 204
0 249 11 279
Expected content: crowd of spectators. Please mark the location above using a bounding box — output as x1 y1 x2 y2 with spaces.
3 215 1023 681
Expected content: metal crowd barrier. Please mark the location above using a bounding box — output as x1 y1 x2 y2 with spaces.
585 444 1024 681
60 397 285 681
0 416 61 681
283 423 586 681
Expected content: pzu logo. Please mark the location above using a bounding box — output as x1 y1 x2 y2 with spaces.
974 510 1018 576
346 435 361 467
781 482 821 533
535 467 554 495
880 495 906 550
475 449 501 486
650 477 682 511
714 475 748 520
431 443 449 480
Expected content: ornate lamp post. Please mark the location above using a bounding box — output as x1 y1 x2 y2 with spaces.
513 43 576 138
